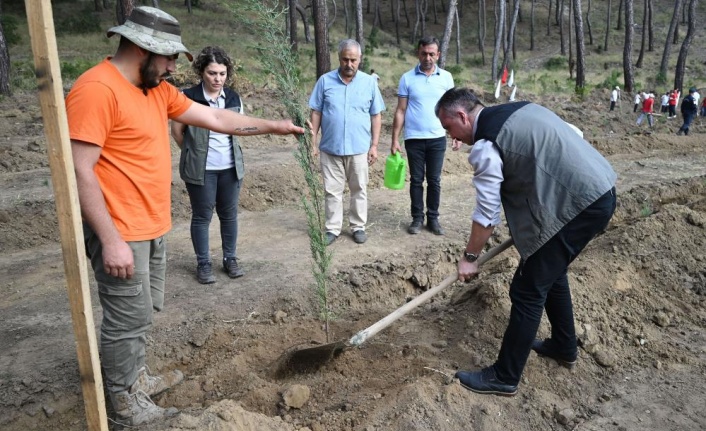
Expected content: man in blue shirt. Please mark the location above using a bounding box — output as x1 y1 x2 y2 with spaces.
391 36 455 236
309 39 386 245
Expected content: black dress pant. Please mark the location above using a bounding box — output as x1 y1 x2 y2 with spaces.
493 188 616 385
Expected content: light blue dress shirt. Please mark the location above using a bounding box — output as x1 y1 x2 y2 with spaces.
309 69 386 156
397 64 454 140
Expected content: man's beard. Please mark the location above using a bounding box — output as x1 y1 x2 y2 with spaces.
139 53 167 95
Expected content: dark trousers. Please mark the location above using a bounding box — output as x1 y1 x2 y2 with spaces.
493 188 616 385
679 112 696 135
185 167 241 264
669 105 676 117
405 137 446 222
609 101 615 111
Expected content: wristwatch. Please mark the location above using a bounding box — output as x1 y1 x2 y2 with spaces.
463 251 479 263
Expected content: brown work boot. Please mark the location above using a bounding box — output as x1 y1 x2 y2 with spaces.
110 389 179 426
131 366 184 397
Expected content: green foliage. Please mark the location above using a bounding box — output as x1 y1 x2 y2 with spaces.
1 15 22 46
55 6 101 35
640 201 653 218
240 0 335 338
446 64 463 80
575 84 591 98
365 27 380 55
655 71 667 85
464 56 485 67
60 59 94 80
544 56 567 71
10 61 37 92
601 69 622 89
397 49 406 60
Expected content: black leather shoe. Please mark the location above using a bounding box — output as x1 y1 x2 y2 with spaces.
407 220 423 235
455 367 518 397
427 220 445 236
531 338 577 369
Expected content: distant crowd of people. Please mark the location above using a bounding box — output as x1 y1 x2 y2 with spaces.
610 85 703 135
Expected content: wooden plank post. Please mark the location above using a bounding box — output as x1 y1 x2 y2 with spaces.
23 1 108 429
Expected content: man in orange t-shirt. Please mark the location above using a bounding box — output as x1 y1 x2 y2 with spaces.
65 7 304 426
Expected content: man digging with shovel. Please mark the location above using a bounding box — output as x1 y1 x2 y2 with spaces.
435 88 616 396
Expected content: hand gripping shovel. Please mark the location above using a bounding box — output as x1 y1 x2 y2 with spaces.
272 238 514 377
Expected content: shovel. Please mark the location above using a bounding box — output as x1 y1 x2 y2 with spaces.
272 238 514 377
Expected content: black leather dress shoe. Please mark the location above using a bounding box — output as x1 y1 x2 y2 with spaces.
454 367 518 397
531 338 578 369
427 220 445 236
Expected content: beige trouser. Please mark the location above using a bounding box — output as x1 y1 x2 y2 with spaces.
320 151 369 236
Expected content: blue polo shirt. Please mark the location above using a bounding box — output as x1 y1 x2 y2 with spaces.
309 69 386 156
398 64 454 140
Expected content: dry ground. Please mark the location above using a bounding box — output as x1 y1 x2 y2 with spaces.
1 88 705 431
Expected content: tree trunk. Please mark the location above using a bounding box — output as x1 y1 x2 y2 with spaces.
585 0 592 45
94 0 103 11
395 0 401 44
312 0 331 79
151 0 159 7
344 0 350 36
478 0 486 64
104 0 110 10
439 0 458 68
116 0 135 25
289 0 298 52
455 7 461 64
635 0 646 68
559 0 566 56
491 0 505 83
568 0 573 78
296 3 313 43
673 0 696 91
185 0 192 14
327 0 338 31
421 0 429 40
372 0 382 28
412 0 421 43
603 0 611 51
647 0 653 51
616 0 623 30
573 0 586 90
659 0 681 81
432 0 439 23
530 0 535 50
355 0 364 51
555 0 560 24
0 14 10 96
622 0 634 92
502 0 520 69
546 0 552 36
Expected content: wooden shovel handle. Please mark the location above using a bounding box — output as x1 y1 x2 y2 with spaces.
349 238 514 347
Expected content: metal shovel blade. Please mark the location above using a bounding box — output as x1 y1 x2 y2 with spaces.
271 238 514 378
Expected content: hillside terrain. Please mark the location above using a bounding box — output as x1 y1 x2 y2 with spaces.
1 1 706 430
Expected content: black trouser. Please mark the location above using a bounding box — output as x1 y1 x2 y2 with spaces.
493 188 616 385
405 137 446 223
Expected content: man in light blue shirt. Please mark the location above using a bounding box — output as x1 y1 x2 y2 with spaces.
309 39 385 246
391 36 455 236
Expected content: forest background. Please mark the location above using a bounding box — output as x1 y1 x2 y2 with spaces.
0 0 704 101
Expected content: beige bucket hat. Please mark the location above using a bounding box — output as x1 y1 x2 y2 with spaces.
107 6 193 61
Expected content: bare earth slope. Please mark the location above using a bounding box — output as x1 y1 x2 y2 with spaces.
1 90 705 431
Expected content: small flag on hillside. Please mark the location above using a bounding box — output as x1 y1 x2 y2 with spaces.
494 80 501 99
509 86 517 101
507 70 514 87
501 67 509 85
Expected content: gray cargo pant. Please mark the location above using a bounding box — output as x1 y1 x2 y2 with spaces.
84 224 166 393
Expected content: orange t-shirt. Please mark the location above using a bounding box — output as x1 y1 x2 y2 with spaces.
65 58 192 241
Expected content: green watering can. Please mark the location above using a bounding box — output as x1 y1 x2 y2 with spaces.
384 152 407 190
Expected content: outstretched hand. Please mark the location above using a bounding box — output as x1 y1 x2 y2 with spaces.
277 119 306 135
